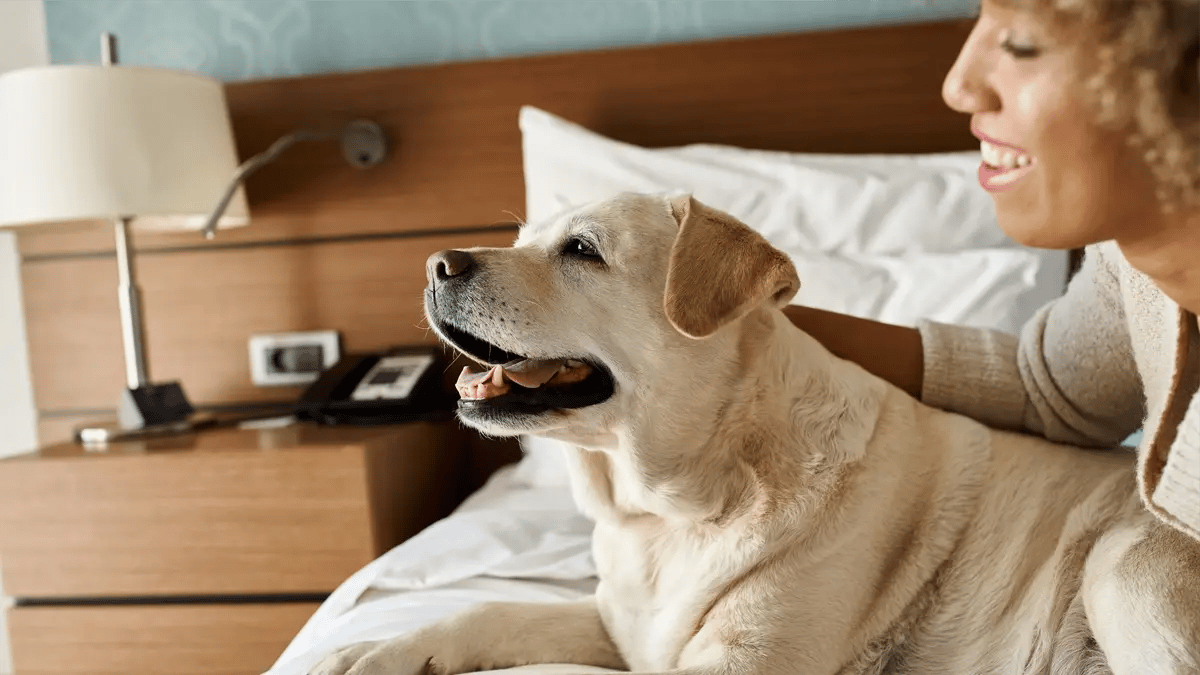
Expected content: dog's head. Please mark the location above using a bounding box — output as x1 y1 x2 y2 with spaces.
423 193 799 445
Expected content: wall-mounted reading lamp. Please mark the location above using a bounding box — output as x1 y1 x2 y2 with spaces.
0 33 388 445
201 118 387 239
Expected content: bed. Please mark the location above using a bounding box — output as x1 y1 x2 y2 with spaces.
254 18 1071 675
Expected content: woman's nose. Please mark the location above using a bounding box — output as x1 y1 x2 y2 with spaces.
942 25 1000 114
943 66 995 114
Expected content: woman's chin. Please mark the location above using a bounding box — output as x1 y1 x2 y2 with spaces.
992 180 1140 251
995 210 1096 251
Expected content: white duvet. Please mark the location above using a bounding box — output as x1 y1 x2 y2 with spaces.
265 462 599 675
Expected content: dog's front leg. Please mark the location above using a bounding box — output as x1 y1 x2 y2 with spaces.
308 599 626 675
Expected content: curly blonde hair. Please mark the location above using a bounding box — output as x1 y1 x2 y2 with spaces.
998 0 1199 212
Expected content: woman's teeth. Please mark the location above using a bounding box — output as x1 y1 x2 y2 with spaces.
981 140 1033 170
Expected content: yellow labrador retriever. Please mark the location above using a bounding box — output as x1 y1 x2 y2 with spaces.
311 194 1200 675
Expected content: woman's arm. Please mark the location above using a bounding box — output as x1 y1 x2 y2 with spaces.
785 244 1144 448
781 305 924 399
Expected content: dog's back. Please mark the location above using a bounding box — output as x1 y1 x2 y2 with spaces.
857 416 1142 675
751 356 1196 675
767 355 1197 675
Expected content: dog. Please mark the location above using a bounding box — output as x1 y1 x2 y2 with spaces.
310 193 1200 675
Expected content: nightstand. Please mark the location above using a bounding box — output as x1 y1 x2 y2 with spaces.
0 422 467 675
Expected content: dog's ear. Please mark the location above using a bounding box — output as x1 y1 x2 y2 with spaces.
664 195 799 339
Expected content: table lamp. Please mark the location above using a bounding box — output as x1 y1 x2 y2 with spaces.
0 35 388 445
0 35 248 443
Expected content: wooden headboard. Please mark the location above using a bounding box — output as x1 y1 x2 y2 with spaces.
20 19 975 444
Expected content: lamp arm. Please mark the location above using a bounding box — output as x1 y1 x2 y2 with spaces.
200 129 333 240
200 120 387 240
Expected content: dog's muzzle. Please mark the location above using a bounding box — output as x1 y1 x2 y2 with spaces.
422 248 616 418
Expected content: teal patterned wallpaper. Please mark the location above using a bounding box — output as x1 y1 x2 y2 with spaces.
45 1 977 81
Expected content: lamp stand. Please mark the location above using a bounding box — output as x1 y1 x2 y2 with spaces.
74 219 215 445
72 34 216 445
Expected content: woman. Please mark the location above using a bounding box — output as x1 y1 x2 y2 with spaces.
786 0 1200 541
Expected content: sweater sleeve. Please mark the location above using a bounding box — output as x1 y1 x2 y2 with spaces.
917 245 1145 447
1152 394 1200 538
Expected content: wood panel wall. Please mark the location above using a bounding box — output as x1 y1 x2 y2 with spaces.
18 20 976 444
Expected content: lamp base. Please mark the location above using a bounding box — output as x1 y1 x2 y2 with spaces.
74 381 212 446
118 381 195 428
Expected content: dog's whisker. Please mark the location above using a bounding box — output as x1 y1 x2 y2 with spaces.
502 209 528 227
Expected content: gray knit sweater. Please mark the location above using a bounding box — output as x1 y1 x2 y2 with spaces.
919 240 1200 541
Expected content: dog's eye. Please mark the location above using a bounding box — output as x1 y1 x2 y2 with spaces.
562 237 603 262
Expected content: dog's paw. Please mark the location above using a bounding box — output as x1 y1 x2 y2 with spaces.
307 639 444 675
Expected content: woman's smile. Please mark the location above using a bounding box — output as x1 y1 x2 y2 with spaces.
974 123 1036 192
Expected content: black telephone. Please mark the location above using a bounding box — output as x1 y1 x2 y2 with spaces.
294 345 457 426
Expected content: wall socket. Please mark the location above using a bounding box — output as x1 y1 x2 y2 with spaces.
248 330 341 387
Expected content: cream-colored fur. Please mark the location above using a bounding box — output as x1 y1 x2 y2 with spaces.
310 194 1200 675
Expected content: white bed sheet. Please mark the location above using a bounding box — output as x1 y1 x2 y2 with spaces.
265 462 598 675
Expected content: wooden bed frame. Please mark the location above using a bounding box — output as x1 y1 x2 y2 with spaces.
19 19 977 445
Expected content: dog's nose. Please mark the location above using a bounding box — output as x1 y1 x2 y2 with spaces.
427 249 475 286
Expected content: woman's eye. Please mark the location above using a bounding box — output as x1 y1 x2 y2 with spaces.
563 238 602 261
1001 37 1041 59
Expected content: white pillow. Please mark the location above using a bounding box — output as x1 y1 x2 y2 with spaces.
521 105 1015 255
516 106 1067 487
789 248 1060 334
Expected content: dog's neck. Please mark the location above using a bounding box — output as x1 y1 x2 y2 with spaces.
564 309 889 525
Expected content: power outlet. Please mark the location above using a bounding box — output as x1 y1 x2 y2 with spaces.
249 330 341 387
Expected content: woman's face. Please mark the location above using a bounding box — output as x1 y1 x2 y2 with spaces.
942 1 1163 250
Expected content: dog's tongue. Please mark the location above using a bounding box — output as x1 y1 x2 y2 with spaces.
456 359 590 400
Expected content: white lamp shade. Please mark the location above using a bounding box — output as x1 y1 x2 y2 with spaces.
0 65 248 231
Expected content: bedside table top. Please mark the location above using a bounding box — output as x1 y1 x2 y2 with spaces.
17 422 437 461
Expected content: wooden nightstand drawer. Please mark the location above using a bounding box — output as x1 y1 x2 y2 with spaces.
0 423 464 599
8 602 319 675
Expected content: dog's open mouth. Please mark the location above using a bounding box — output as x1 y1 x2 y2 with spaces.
436 322 614 413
